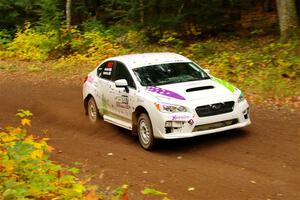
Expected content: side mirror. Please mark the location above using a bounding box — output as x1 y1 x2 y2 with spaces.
115 79 129 93
204 69 210 74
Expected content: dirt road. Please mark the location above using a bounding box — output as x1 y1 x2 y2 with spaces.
0 73 299 200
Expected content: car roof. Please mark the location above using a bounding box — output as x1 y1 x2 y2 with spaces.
105 52 191 69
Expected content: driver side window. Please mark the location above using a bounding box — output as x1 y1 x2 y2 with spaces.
113 62 136 89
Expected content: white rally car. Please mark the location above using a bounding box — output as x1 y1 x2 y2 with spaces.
83 53 250 150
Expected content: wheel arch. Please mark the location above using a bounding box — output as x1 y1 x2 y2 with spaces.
132 106 149 135
83 94 94 115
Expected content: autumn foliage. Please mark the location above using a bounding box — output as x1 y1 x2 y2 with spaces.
0 109 89 199
0 110 170 199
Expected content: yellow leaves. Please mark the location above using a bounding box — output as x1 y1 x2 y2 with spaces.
21 118 31 127
3 160 15 173
46 144 55 153
24 135 53 153
33 142 43 149
0 109 99 199
277 59 293 68
6 25 59 61
0 131 8 138
25 134 34 141
72 184 85 194
13 127 22 135
0 149 6 155
0 127 24 147
1 134 16 143
29 149 44 159
16 109 33 118
232 55 240 60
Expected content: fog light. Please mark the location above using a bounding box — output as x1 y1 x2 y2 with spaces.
165 121 184 128
243 108 250 119
165 121 172 127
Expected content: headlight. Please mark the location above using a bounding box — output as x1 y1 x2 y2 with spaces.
238 92 245 103
155 103 187 113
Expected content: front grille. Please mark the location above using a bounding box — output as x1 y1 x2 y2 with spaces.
195 101 234 117
193 119 238 132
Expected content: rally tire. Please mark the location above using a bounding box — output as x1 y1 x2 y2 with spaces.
137 113 155 150
87 97 100 123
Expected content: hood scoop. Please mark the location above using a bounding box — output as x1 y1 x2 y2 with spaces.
186 85 214 92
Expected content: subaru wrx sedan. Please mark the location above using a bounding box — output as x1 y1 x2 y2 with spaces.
83 53 250 150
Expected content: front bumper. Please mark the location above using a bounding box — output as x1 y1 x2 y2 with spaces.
152 100 251 139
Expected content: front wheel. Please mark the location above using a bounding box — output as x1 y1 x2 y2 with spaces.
137 113 155 150
87 97 100 123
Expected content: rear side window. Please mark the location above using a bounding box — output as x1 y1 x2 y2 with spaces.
99 61 115 80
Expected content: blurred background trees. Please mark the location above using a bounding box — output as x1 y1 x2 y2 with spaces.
0 0 298 40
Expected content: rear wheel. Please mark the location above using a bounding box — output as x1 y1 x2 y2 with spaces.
87 97 100 123
137 113 155 150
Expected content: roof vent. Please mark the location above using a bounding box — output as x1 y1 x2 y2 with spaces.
186 86 214 92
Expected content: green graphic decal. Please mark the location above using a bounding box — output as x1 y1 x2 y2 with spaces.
100 94 109 115
212 77 235 93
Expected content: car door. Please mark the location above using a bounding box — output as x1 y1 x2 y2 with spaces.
95 60 116 116
110 61 137 121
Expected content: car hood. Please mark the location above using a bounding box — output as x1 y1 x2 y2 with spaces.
144 78 238 104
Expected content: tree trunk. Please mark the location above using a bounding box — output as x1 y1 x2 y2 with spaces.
66 0 72 30
139 0 144 24
276 0 298 39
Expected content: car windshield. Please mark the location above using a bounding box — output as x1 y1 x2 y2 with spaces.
133 62 210 86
